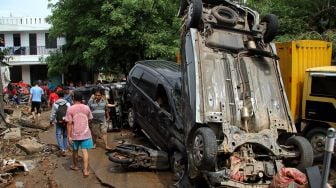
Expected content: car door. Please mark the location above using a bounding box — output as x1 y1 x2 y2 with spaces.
151 84 175 150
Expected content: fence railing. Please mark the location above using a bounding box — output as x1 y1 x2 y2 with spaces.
0 46 61 55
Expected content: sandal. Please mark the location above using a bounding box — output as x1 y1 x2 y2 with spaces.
70 165 80 171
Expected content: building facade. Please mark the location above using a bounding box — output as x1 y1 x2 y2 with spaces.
0 16 65 85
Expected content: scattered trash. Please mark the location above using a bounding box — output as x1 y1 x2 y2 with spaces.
0 173 13 187
270 167 307 188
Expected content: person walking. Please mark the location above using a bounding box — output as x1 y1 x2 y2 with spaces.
87 89 111 150
29 81 44 122
66 92 93 177
49 89 59 108
49 90 70 156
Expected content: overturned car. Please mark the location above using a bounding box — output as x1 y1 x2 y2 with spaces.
178 0 314 187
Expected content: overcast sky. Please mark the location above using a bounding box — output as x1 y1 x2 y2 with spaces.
0 0 52 17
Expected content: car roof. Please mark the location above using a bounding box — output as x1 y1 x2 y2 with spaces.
136 60 181 89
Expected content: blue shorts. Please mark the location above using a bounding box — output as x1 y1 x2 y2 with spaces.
72 138 93 150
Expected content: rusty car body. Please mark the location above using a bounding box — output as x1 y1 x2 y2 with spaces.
178 0 314 187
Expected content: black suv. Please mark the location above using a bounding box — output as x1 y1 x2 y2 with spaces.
125 60 185 161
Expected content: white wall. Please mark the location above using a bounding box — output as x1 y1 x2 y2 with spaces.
37 32 46 46
21 33 29 46
57 37 66 46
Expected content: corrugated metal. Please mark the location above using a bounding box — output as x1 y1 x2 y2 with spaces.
275 40 332 122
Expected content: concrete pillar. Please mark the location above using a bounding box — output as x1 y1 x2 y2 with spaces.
21 65 30 84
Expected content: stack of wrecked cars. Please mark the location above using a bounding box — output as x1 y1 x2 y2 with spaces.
109 0 315 187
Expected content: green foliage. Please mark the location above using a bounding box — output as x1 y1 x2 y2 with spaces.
46 0 181 76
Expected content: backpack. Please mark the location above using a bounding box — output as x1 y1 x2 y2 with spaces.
56 103 68 124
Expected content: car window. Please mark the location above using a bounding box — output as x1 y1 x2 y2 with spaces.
138 70 157 99
156 85 171 112
130 67 143 85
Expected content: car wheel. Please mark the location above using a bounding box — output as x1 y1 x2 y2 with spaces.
211 6 239 25
127 108 135 128
187 0 203 29
191 127 217 171
285 136 314 171
108 148 133 165
306 127 328 162
171 151 186 182
260 14 278 43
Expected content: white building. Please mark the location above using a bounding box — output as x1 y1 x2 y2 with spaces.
0 16 65 85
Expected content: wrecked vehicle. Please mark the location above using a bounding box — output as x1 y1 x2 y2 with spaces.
178 0 314 187
108 144 170 170
125 60 183 150
123 60 186 178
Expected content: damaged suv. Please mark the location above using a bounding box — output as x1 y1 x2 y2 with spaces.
178 0 314 187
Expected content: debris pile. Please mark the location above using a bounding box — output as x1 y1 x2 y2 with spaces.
0 105 58 187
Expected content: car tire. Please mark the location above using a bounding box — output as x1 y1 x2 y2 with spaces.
285 135 314 171
260 14 278 43
191 127 217 171
171 151 186 182
187 0 203 29
211 6 239 25
108 150 133 164
306 127 328 162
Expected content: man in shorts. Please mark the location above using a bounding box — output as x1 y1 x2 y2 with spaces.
29 81 44 122
66 92 93 177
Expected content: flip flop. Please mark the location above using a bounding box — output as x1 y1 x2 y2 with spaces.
70 166 80 171
82 169 90 177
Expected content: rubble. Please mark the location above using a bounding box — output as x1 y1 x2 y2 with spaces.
18 118 50 130
16 138 43 155
0 159 28 187
3 128 21 140
0 173 13 187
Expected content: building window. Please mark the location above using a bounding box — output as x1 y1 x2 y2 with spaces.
45 33 57 48
13 33 21 46
13 34 23 55
0 34 4 47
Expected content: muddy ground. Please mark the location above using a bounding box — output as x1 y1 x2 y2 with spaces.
1 106 173 188
0 105 335 188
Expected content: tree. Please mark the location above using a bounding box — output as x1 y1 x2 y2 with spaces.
46 0 180 77
248 0 336 58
